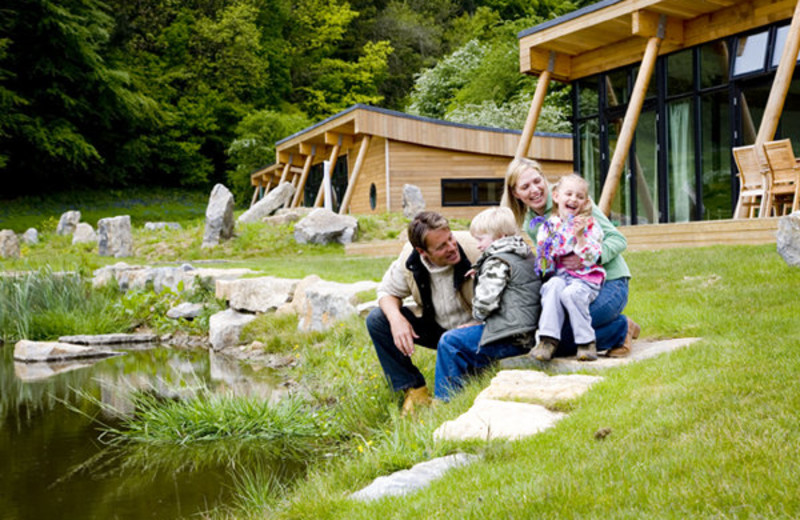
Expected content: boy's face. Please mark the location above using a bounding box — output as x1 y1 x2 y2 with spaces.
472 233 497 253
553 178 588 219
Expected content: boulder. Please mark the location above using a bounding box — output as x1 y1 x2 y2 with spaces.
0 229 20 258
144 221 182 231
56 210 81 235
91 262 257 292
58 333 158 345
202 183 235 248
294 208 358 245
14 340 122 362
216 276 300 313
238 183 296 224
166 302 204 319
97 215 132 257
296 279 379 332
777 211 800 267
402 184 425 219
72 222 97 244
263 207 313 226
433 399 565 442
209 309 257 351
476 370 603 406
350 454 479 502
21 228 38 245
276 275 321 316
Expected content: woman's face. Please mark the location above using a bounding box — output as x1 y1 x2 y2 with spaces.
512 167 548 215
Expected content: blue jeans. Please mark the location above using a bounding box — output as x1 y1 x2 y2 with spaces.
366 306 445 392
434 324 529 401
556 277 629 355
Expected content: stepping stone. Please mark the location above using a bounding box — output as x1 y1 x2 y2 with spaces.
14 340 123 362
499 337 702 373
350 453 478 502
58 333 159 345
433 399 564 442
476 371 603 405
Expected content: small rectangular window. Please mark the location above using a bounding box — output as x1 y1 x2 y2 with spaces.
733 31 768 76
771 25 800 68
441 179 503 206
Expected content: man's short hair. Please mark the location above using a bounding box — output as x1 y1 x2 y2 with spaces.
469 206 519 239
408 211 450 251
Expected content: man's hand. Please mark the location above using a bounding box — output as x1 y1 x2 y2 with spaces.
389 315 419 356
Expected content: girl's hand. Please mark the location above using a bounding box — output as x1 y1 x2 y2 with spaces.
573 216 587 236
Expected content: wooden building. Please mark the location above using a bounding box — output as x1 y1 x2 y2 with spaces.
516 0 800 232
250 104 572 220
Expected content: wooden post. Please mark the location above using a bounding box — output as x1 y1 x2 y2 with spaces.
250 185 260 207
278 155 292 184
598 32 663 216
753 0 800 216
291 148 315 208
515 53 554 159
339 135 371 214
315 138 341 208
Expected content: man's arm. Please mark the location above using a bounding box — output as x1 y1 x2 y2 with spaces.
378 295 418 356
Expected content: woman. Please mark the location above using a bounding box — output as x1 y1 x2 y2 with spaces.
503 157 639 357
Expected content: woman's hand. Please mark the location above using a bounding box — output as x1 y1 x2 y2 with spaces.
558 252 581 270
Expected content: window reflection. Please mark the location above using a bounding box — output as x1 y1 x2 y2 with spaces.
733 31 768 76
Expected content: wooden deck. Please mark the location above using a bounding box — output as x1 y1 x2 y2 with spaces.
344 218 779 257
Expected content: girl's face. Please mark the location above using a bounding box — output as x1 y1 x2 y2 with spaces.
512 167 548 215
553 177 589 218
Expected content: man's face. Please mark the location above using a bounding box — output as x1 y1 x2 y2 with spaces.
418 227 460 267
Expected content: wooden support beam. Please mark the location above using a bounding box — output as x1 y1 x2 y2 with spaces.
324 132 353 149
599 29 663 216
291 149 316 208
527 48 571 80
515 53 554 159
315 141 341 208
277 151 306 166
278 161 291 185
632 10 683 44
250 186 260 207
339 135 371 215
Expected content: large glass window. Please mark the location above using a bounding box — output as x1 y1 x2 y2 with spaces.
733 31 769 76
441 179 503 206
578 119 601 201
701 91 731 220
634 110 659 224
777 79 800 155
577 78 599 117
667 50 694 96
607 115 630 226
606 69 629 107
700 40 730 88
667 100 696 222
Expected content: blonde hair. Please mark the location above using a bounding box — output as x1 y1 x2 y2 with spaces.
469 206 519 239
553 173 593 217
501 157 547 226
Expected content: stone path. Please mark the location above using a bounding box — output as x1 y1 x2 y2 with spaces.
352 336 701 500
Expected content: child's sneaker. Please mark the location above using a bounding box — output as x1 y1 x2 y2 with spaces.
530 336 558 361
576 341 597 361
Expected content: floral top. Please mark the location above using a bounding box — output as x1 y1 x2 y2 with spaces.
534 214 605 285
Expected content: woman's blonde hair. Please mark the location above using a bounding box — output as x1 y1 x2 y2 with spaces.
469 206 519 239
501 157 547 226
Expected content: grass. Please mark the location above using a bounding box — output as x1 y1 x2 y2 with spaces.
3 191 799 518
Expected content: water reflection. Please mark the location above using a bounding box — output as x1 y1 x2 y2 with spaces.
0 343 301 519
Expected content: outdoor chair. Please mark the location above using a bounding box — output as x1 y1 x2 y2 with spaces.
762 138 800 215
732 145 770 218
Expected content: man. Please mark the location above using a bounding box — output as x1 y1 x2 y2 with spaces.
365 211 480 415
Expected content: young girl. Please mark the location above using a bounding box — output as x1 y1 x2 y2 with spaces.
531 173 605 362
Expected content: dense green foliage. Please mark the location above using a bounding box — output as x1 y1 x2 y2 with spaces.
0 0 591 201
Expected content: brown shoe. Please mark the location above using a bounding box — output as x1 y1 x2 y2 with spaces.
607 317 640 358
401 386 431 416
576 341 597 361
530 336 559 361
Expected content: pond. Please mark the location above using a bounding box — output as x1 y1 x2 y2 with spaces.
0 342 300 519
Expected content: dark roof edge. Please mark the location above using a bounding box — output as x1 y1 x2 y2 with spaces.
518 0 625 39
275 104 570 146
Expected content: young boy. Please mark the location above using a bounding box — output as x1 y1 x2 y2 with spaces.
433 206 541 401
530 173 605 362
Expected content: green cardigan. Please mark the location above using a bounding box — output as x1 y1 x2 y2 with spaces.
524 194 631 281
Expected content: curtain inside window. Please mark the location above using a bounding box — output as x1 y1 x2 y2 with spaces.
669 101 693 222
581 121 598 200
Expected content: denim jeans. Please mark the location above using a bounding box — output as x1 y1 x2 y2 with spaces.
434 324 529 401
556 277 629 355
366 306 445 392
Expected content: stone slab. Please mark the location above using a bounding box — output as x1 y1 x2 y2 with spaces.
498 337 703 373
433 399 565 442
350 453 478 502
476 371 603 405
58 333 159 345
14 340 123 362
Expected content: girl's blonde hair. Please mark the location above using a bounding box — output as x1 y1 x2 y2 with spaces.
501 157 547 226
469 206 519 239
